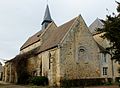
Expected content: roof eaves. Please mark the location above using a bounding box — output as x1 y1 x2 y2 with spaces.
36 45 58 55
20 39 40 51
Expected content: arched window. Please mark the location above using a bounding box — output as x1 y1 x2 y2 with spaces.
49 52 51 69
77 46 88 63
103 53 107 63
78 49 85 59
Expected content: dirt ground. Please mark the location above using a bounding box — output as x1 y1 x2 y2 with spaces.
0 81 119 88
0 84 119 88
86 85 119 88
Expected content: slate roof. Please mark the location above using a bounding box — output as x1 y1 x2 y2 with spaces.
42 5 52 25
89 18 103 35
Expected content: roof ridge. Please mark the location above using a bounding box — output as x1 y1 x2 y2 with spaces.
59 16 78 44
58 17 77 28
40 21 57 38
36 16 77 54
20 22 57 51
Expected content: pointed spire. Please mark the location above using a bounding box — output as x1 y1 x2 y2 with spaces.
43 5 52 22
42 5 52 30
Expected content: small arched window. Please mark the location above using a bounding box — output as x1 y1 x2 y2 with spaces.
77 46 88 63
79 49 85 52
78 48 86 59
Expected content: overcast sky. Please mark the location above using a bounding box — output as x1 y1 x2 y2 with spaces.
0 0 119 60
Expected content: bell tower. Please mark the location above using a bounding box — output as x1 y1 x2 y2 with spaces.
42 5 52 30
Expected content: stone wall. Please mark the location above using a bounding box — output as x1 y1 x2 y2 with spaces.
100 53 113 78
60 16 101 81
3 22 58 85
38 48 60 86
27 56 42 76
113 61 120 78
21 47 60 86
20 41 42 54
3 62 17 83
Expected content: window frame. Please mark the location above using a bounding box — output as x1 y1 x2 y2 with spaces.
103 67 108 75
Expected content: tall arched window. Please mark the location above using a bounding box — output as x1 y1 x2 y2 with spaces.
49 52 51 69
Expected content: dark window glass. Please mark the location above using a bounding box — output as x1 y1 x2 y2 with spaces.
103 67 108 75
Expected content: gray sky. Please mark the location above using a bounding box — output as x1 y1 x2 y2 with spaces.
0 0 119 60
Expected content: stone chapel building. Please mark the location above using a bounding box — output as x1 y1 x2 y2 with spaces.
3 5 120 86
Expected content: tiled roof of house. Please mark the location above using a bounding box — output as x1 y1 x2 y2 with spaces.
20 31 42 50
20 22 56 50
20 17 76 54
37 17 76 54
95 42 106 53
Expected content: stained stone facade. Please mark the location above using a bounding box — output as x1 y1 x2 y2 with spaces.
3 5 120 86
59 16 100 80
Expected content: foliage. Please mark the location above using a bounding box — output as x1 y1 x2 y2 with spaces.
60 78 105 87
30 76 48 86
97 1 120 62
104 78 112 85
10 47 39 84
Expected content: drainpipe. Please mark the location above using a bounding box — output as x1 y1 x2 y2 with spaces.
109 49 114 82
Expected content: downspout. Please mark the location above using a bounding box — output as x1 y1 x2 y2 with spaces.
111 58 114 82
110 49 114 82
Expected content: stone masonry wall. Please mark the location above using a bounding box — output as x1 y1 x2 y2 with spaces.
20 41 42 54
38 48 60 86
27 56 42 76
60 16 101 81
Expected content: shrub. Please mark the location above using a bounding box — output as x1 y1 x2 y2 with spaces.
60 78 105 87
104 82 112 85
30 76 48 86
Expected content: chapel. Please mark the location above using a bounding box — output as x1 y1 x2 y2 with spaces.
3 4 120 86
